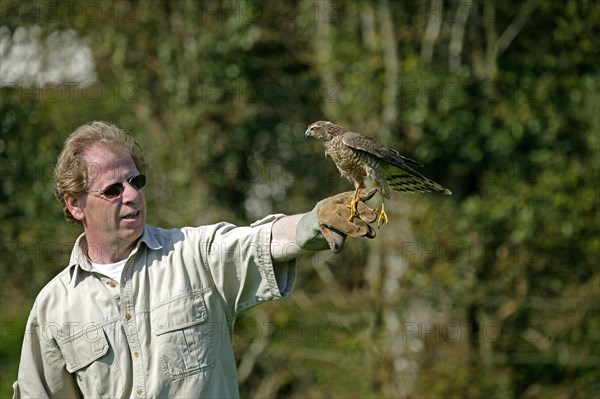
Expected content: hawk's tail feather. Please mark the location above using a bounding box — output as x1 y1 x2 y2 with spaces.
385 169 452 195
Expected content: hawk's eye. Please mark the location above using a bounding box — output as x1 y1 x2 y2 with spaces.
310 126 317 132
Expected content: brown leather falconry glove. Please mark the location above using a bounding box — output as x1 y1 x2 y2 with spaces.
296 188 378 254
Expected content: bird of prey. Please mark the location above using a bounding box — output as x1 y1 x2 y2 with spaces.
305 120 451 226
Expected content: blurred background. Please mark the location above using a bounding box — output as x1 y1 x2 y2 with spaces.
1 0 598 397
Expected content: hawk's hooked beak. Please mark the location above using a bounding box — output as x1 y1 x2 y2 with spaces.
304 129 313 138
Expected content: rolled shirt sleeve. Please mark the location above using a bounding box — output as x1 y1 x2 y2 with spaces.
200 213 296 314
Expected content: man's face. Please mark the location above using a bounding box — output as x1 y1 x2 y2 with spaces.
70 143 146 262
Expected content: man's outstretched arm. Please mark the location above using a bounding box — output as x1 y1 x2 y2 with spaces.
270 189 378 262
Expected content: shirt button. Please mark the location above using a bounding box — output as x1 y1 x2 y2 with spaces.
134 351 140 358
125 313 132 321
136 388 143 395
109 282 117 288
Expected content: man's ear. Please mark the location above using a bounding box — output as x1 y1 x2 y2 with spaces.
65 194 85 222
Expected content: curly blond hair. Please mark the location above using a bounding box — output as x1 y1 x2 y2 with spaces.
54 121 148 223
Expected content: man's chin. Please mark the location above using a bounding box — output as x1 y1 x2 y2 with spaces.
120 222 145 242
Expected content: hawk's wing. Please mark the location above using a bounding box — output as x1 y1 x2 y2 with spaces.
341 131 426 176
341 131 451 195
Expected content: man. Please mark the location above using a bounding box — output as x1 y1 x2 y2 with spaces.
13 121 377 398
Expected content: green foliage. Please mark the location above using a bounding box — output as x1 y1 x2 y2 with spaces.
1 0 598 396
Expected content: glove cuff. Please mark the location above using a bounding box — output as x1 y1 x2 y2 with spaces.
295 204 330 252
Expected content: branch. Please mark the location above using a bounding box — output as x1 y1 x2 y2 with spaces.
237 310 269 385
378 0 399 133
312 0 339 120
449 1 473 72
485 0 538 79
312 259 347 307
495 0 538 57
420 0 444 63
360 1 378 51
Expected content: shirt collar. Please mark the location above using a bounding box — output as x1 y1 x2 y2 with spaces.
67 225 162 283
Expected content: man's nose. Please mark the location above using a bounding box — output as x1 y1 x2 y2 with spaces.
122 181 143 202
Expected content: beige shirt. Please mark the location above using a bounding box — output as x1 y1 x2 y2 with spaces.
14 215 296 398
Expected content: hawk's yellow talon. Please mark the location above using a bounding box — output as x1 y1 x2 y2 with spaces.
375 203 389 227
345 194 361 221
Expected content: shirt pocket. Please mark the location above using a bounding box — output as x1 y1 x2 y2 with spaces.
151 290 215 380
58 325 124 398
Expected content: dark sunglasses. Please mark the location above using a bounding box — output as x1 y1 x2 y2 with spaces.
86 174 147 199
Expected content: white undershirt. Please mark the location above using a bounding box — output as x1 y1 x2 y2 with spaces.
91 258 127 282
